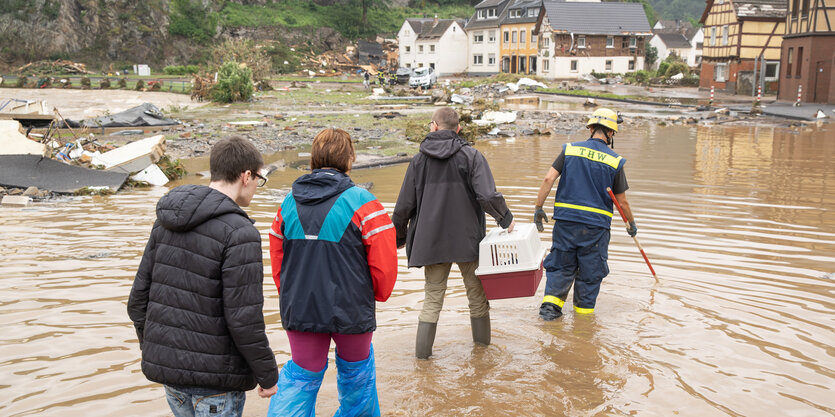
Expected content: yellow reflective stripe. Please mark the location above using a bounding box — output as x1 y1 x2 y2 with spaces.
542 295 564 308
554 202 613 218
565 144 622 169
574 305 594 314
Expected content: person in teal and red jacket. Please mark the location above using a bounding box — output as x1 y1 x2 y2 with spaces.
267 128 398 417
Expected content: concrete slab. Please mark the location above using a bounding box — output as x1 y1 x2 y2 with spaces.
1 195 31 207
91 135 166 174
0 155 128 193
761 102 835 121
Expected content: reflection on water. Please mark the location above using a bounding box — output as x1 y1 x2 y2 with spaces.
0 123 833 416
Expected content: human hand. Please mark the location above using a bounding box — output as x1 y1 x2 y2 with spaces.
533 206 548 232
506 220 516 233
258 385 278 398
626 220 637 237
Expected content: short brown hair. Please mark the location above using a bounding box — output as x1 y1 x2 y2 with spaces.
310 128 356 172
432 107 459 130
210 136 263 183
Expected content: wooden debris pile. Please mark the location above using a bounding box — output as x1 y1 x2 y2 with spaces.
17 60 90 75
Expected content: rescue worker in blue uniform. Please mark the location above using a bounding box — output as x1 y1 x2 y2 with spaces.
533 108 637 320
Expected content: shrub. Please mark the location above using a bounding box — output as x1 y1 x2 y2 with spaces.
211 61 254 103
80 77 91 89
168 0 217 42
118 78 127 88
665 62 689 77
100 78 111 89
16 76 26 88
657 61 670 77
163 65 200 75
135 80 145 90
626 70 652 84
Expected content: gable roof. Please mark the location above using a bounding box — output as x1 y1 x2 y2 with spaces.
466 0 511 29
407 18 465 41
540 2 652 36
501 0 542 25
700 0 786 24
655 32 692 49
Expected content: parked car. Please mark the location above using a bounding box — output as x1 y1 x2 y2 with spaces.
409 67 436 89
395 67 412 85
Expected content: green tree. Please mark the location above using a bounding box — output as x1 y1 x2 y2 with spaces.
211 61 254 103
645 45 658 67
169 0 218 43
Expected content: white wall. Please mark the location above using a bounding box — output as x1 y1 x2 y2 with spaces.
467 28 502 74
540 56 645 80
435 22 469 75
397 21 418 68
649 34 669 69
689 28 703 67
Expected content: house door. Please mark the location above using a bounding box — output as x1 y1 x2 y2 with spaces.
510 55 517 73
518 56 526 73
814 60 831 103
502 57 510 73
529 56 537 74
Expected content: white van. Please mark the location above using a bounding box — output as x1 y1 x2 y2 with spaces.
409 67 437 88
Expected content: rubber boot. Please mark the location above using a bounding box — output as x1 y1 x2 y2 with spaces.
333 344 381 417
539 302 563 321
415 321 437 359
267 360 326 417
471 313 491 346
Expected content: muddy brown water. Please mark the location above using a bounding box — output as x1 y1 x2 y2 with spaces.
1 123 834 417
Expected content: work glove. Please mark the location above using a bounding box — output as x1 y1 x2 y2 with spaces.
626 220 638 237
534 206 548 232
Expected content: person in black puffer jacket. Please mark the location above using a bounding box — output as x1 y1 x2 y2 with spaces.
128 136 278 417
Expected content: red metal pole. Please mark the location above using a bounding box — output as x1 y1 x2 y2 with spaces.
756 85 761 104
607 187 658 281
709 85 714 107
795 84 802 107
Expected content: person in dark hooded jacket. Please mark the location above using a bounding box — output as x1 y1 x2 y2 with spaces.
392 107 515 359
128 136 278 417
267 128 397 417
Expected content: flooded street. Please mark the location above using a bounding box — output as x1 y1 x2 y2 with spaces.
1 122 834 416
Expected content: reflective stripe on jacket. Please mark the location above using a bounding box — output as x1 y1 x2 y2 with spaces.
553 138 625 229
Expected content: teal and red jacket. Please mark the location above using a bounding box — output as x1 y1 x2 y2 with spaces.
269 169 397 334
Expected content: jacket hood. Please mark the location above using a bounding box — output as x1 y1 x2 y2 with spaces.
420 130 467 160
156 184 250 232
292 169 354 204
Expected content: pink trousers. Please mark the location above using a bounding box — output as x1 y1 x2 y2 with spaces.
286 330 373 372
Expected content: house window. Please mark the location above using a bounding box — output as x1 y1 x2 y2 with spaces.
578 36 586 48
628 60 635 70
405 29 410 36
792 0 800 17
543 36 550 48
710 27 716 46
504 31 509 44
520 30 526 47
714 63 728 82
718 0 724 3
605 60 612 71
570 60 578 72
606 37 614 48
527 8 539 17
786 47 793 77
488 8 497 18
477 9 485 19
512 31 517 44
764 61 780 80
430 45 435 54
531 31 537 46
543 59 550 72
488 30 496 43
510 9 521 18
722 25 728 45
405 46 410 53
474 33 484 43
488 53 496 65
418 45 424 53
796 47 803 76
430 63 435 69
802 0 810 15
473 54 483 65
629 37 637 48
406 63 411 68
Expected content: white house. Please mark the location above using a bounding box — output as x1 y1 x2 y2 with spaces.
465 0 512 75
397 18 468 75
649 21 704 67
534 1 652 79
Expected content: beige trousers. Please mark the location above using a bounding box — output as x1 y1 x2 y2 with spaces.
419 261 490 323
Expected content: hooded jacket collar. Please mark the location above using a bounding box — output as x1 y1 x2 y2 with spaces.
157 184 250 232
292 169 354 205
420 129 467 160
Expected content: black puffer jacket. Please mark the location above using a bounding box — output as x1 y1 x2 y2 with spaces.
392 129 513 267
128 185 278 392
